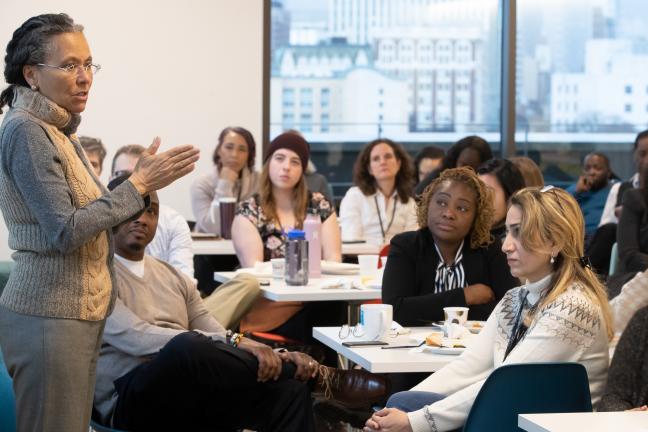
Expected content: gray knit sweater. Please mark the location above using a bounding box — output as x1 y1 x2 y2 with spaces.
0 87 144 320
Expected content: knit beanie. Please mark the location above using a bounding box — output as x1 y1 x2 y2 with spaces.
264 132 310 169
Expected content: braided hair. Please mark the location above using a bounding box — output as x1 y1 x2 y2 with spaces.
0 13 82 113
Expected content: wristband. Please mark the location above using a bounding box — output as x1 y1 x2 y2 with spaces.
226 330 242 347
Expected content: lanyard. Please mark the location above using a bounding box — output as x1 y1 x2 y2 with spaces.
374 195 397 243
503 289 532 361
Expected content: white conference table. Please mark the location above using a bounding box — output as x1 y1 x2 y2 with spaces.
192 238 380 256
313 326 469 373
214 271 382 302
518 412 648 432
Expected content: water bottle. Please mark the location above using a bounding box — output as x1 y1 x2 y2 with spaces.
303 208 322 278
285 229 309 285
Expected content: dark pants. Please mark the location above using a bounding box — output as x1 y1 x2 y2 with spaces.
112 332 314 432
387 391 461 432
194 255 240 296
269 301 346 366
270 301 346 344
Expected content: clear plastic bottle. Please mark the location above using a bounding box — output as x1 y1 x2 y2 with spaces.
303 208 322 278
285 229 309 285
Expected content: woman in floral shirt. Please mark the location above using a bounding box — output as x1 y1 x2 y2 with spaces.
232 132 342 341
236 190 334 260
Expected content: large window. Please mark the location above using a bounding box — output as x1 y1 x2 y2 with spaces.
516 0 648 183
270 0 645 195
270 0 502 197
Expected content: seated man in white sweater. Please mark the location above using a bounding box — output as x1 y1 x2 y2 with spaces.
111 144 194 278
95 177 387 431
364 187 612 432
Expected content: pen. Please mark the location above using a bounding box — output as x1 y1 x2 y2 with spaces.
381 342 425 349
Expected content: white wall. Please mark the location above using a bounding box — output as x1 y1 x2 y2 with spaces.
0 0 264 260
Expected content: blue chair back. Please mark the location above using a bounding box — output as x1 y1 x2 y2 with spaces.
0 347 16 432
463 362 592 432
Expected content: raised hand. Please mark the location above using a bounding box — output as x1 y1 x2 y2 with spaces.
129 137 200 195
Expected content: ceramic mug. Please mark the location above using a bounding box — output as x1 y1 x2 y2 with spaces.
359 304 393 341
443 306 469 339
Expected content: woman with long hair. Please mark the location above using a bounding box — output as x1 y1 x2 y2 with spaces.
340 138 418 246
366 187 612 432
231 132 342 342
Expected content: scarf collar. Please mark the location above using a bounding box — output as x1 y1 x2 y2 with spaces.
522 273 552 307
11 86 81 135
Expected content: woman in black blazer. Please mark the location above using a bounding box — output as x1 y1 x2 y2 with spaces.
383 167 519 325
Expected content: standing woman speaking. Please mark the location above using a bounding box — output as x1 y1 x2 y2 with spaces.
0 14 199 431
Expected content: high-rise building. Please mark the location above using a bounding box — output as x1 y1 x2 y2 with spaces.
271 1 291 51
270 42 408 137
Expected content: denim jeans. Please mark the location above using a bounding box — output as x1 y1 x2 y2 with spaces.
386 390 446 412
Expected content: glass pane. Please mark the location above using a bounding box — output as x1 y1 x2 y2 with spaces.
516 0 647 185
271 0 503 199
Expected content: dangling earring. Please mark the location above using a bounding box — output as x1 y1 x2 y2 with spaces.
550 254 555 264
30 84 37 91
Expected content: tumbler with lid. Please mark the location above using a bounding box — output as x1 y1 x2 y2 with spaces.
285 229 309 285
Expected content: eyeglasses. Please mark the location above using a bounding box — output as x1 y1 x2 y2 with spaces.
338 324 365 339
338 324 408 339
36 63 101 75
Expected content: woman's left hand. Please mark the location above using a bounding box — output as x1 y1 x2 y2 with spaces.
364 408 413 432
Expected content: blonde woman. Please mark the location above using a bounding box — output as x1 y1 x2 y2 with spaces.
365 186 612 432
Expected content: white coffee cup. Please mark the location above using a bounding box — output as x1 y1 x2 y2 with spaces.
443 306 469 325
360 304 393 341
443 306 469 338
271 258 285 279
358 254 379 279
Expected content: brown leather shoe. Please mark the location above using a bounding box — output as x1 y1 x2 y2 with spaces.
315 365 388 409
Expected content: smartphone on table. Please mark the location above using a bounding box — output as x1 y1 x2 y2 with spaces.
342 341 388 347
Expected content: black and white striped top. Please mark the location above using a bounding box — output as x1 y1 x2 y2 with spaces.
433 241 466 293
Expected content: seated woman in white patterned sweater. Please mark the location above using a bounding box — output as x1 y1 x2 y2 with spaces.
364 186 613 432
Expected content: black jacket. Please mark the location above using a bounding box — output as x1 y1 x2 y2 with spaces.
618 189 648 274
382 228 519 325
598 306 648 411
